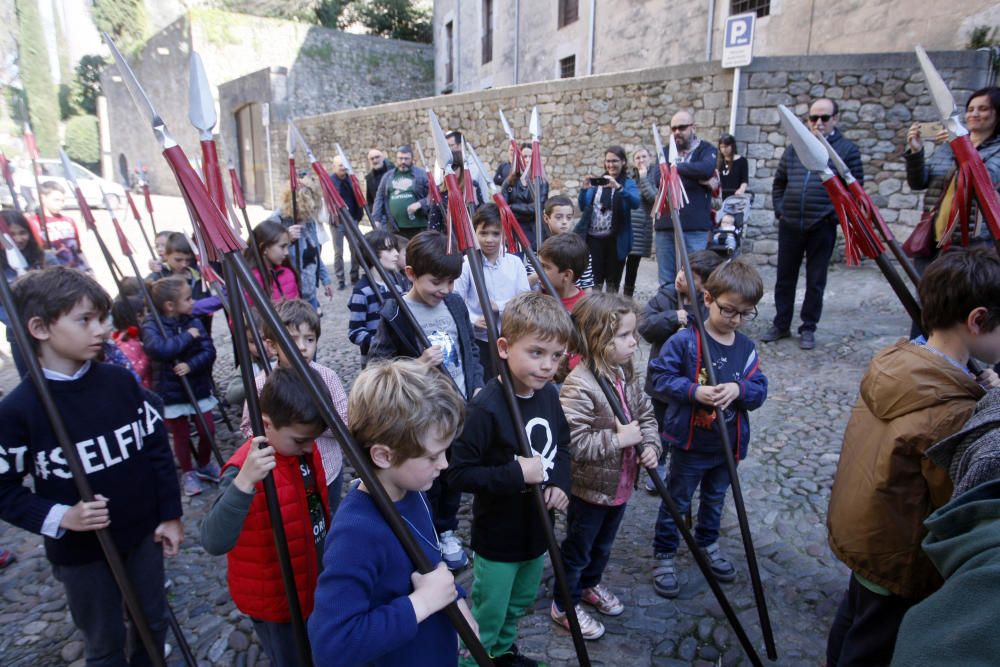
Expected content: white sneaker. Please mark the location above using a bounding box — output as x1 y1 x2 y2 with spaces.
438 530 468 570
550 601 605 640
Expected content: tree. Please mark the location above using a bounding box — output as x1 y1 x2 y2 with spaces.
73 55 107 116
15 0 59 155
64 115 99 171
316 0 353 29
92 0 146 50
346 0 432 43
221 0 321 22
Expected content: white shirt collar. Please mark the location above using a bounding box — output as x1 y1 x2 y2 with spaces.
43 360 92 382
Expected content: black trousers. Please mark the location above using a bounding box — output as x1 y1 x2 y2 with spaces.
588 235 625 293
772 220 837 333
826 574 918 667
623 255 643 297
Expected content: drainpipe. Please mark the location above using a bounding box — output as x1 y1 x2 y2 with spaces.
455 2 461 91
705 0 715 61
587 0 596 75
514 0 520 84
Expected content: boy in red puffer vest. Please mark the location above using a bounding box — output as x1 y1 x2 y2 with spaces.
200 366 329 665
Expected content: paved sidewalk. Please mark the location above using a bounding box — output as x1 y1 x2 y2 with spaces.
0 253 912 666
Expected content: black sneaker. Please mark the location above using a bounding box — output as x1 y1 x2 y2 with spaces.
799 330 816 350
337 281 346 291
760 326 791 343
652 553 680 598
493 644 543 667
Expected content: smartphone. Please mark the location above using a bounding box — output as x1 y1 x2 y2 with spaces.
590 176 609 186
918 122 945 140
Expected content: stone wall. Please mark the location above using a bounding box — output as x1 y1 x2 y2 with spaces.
294 49 991 265
100 9 433 197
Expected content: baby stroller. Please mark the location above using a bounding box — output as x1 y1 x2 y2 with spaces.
707 193 753 257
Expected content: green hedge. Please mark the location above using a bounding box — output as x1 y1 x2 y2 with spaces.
64 115 100 172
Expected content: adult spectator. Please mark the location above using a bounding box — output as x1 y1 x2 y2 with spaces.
575 145 639 293
371 145 431 239
652 111 717 287
364 149 394 207
904 86 1000 268
329 156 361 287
493 142 548 249
717 133 749 199
762 98 862 350
624 145 656 298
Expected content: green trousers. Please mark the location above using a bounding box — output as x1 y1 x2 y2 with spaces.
460 553 545 665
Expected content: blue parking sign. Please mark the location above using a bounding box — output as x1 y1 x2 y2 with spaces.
722 13 755 68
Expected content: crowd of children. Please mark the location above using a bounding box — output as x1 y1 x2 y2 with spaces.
0 168 998 667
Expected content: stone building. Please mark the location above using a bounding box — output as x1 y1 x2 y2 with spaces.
432 0 999 94
295 48 992 266
100 9 433 203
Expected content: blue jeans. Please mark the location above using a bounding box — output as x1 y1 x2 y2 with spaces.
556 496 627 610
653 448 733 556
655 229 710 288
51 535 168 667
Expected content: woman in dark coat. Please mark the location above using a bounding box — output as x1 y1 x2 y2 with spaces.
623 146 656 298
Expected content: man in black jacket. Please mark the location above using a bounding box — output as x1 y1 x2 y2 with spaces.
653 110 718 287
763 98 862 350
364 148 393 207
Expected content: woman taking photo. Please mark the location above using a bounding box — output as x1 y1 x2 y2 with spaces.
576 145 640 293
717 134 748 200
904 86 1000 267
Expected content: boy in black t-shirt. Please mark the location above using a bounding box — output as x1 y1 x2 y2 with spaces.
449 292 575 666
0 267 182 665
648 258 768 598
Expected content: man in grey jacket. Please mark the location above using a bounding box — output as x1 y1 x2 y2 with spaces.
371 145 433 239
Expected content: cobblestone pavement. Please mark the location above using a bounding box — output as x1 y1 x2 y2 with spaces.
0 229 913 666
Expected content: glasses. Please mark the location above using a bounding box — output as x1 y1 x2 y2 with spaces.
671 124 692 132
808 114 833 123
605 158 623 164
716 303 758 321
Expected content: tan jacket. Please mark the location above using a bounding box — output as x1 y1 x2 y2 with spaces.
827 340 984 599
560 365 661 505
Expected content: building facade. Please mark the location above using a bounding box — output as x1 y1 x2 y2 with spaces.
432 0 1000 94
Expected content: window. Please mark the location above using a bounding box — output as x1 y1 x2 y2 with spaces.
445 21 454 86
730 0 769 18
559 55 576 79
482 0 493 64
558 0 579 28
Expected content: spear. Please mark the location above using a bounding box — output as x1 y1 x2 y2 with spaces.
188 53 228 217
226 157 268 277
102 31 315 665
654 124 778 661
57 149 125 285
138 163 159 237
20 104 48 247
286 119 302 273
334 142 376 226
0 151 21 213
414 139 448 227
0 217 167 667
527 107 546 250
814 131 921 287
498 107 527 179
431 110 592 667
915 46 1000 254
118 157 157 260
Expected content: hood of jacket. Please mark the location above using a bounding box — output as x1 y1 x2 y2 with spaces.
922 478 1000 580
859 340 980 422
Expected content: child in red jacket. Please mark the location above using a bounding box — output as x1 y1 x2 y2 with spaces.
200 366 328 666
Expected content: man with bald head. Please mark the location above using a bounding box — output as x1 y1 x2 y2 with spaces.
328 155 361 288
364 148 394 207
763 97 862 350
652 110 718 286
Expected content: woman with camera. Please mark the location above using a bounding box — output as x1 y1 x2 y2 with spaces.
575 145 640 293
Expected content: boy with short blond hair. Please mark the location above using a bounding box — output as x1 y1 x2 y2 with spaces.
0 266 182 665
649 258 768 598
826 247 1000 666
308 359 473 666
240 298 349 513
202 366 330 666
449 291 575 666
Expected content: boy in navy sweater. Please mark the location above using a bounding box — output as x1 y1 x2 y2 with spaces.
308 358 473 666
648 258 768 598
0 267 182 665
449 292 575 666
